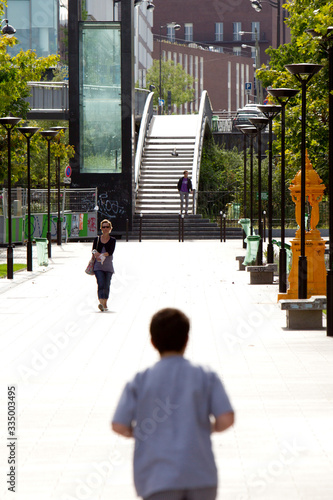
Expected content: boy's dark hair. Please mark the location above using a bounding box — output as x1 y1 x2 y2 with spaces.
150 308 190 354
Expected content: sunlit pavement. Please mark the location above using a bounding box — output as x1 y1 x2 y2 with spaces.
0 239 332 500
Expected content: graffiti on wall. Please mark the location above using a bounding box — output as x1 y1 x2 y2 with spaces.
97 192 126 219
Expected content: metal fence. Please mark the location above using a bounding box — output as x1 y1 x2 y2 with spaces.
197 190 329 228
0 187 98 216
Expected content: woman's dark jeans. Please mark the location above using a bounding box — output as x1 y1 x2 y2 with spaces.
94 270 113 299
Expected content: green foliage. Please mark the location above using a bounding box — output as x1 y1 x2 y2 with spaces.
0 3 74 188
0 263 26 278
199 136 244 192
145 59 195 108
256 0 333 190
0 120 74 188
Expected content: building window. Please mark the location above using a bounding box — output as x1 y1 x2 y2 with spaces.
185 23 193 42
167 25 176 42
215 22 223 42
251 22 260 40
233 46 242 56
233 22 242 41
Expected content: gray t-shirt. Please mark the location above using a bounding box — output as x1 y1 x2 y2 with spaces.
112 356 233 498
93 245 114 273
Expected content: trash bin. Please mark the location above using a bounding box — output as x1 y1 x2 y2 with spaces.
232 203 241 219
34 238 48 266
212 115 219 132
238 218 251 240
243 235 261 266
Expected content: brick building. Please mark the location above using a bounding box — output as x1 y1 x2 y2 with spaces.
152 40 255 114
151 0 290 112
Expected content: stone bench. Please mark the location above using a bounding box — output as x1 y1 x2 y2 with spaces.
236 255 246 271
279 296 326 329
246 264 277 284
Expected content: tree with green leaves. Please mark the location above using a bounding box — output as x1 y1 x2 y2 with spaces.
145 59 195 109
0 0 74 188
256 0 332 192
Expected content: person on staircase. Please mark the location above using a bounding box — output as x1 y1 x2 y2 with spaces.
177 170 193 215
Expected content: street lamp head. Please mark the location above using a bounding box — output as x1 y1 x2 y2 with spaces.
237 125 258 137
285 63 323 83
17 126 40 139
249 116 269 130
267 88 300 101
50 126 67 134
0 116 22 130
39 130 59 140
250 0 262 12
161 22 181 30
1 19 16 36
257 104 282 119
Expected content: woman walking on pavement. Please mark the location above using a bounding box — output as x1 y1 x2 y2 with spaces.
92 219 116 312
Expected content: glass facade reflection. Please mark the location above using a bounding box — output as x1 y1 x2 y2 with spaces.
79 22 122 174
6 0 58 57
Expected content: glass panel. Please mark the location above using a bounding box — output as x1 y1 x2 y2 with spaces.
251 22 260 40
215 22 223 42
167 26 175 42
79 22 122 174
233 22 241 41
185 23 193 42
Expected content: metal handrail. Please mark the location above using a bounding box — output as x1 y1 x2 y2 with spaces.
192 90 213 213
134 91 154 193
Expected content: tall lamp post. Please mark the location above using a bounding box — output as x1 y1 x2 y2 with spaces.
235 124 248 247
0 116 21 279
249 116 269 265
240 126 258 236
249 0 282 47
39 130 59 258
257 104 282 263
50 126 67 246
17 126 40 272
159 22 181 115
306 28 333 336
267 88 299 293
240 29 262 104
285 63 323 299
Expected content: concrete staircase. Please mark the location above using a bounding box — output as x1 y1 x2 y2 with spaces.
133 113 243 239
129 214 242 240
135 115 198 214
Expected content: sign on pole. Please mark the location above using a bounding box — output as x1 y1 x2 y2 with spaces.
245 82 252 95
65 165 72 178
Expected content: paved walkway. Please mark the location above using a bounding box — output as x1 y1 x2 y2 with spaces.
0 239 333 500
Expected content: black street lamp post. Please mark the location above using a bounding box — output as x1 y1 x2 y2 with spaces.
267 88 299 293
257 104 282 263
306 28 333 335
285 63 323 299
17 126 40 272
39 130 59 258
240 126 258 236
249 117 269 265
50 126 67 246
0 116 21 279
236 124 248 248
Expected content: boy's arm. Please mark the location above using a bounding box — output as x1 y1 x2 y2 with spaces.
212 411 235 433
112 422 133 438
